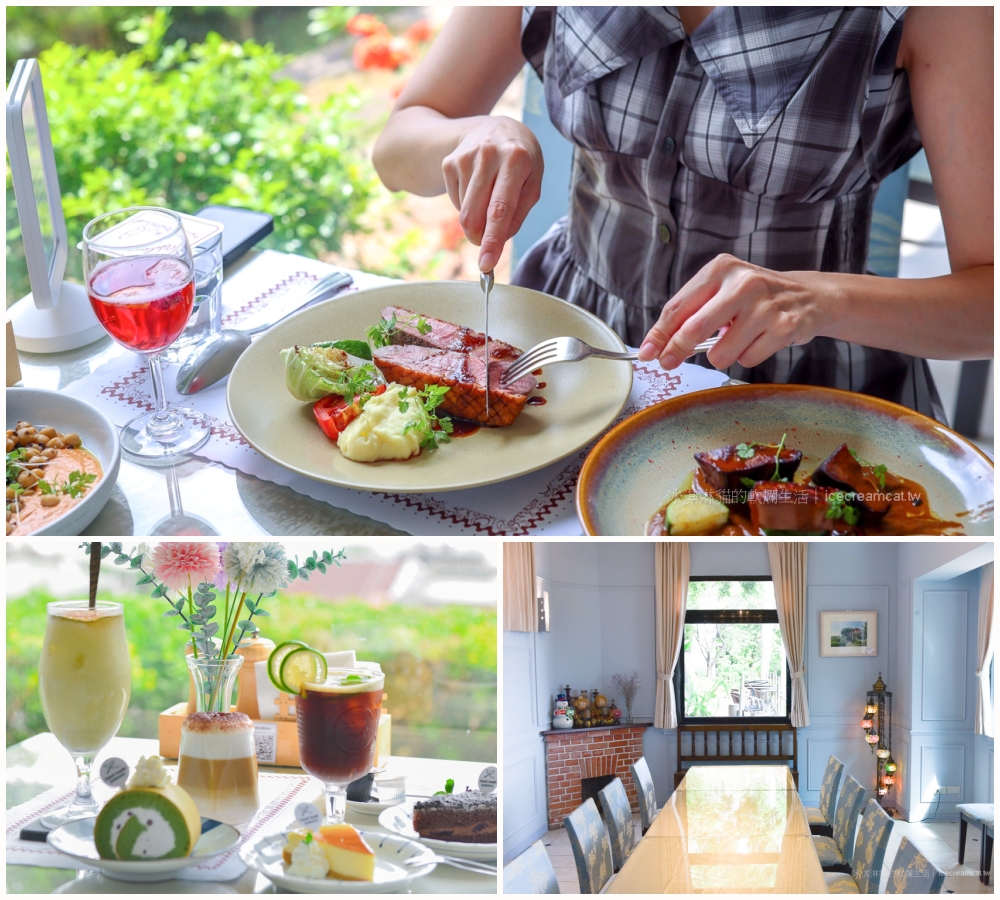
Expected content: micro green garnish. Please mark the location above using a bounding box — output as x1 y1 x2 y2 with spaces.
336 363 383 407
36 479 55 495
825 491 860 526
366 312 432 349
734 442 757 460
402 385 454 451
848 448 888 490
65 471 98 498
434 778 455 796
343 674 366 684
740 476 758 488
771 433 788 481
303 831 313 844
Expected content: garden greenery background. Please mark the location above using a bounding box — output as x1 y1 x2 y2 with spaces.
6 6 384 306
7 587 498 762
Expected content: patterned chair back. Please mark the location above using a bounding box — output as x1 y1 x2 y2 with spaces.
598 777 637 871
885 837 945 894
833 776 867 866
851 799 895 893
564 798 614 894
503 840 561 894
629 757 657 833
820 756 846 823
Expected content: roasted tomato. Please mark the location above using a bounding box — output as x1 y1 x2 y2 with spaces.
312 385 386 442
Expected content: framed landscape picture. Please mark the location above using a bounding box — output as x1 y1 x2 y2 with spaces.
820 611 878 657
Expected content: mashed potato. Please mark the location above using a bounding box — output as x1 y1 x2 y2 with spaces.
339 385 424 462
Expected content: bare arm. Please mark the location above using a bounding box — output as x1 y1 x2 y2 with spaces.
373 7 543 271
639 7 993 368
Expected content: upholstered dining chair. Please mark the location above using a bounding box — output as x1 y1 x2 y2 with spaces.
825 799 895 894
503 840 561 894
565 798 615 894
884 837 946 894
629 756 658 834
813 776 867 873
803 755 845 837
956 803 994 886
598 777 637 871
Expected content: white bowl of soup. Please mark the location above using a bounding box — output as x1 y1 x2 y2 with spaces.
6 388 121 535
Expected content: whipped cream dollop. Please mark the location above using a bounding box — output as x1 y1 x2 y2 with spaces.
287 837 330 879
127 756 171 790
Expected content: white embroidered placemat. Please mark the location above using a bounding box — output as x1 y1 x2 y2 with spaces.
61 250 728 534
6 771 312 881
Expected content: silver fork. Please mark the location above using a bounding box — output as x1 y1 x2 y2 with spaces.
500 334 721 384
404 854 498 876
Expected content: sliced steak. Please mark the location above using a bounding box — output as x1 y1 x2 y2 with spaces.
382 305 521 361
747 482 847 534
810 443 890 519
372 344 536 427
695 443 803 493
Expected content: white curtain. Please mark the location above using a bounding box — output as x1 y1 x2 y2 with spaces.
767 543 810 727
654 543 689 730
975 562 994 737
503 542 536 632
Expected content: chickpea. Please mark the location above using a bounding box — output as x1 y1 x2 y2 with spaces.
38 427 58 438
17 470 39 489
62 433 82 449
6 437 15 453
15 421 31 430
41 449 59 460
46 437 66 450
18 433 38 447
5 488 14 501
40 495 61 508
28 455 49 465
6 522 12 536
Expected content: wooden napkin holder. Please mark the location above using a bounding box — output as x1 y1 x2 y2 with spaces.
158 698 392 769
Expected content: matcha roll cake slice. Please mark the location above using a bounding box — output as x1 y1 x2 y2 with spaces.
95 756 202 860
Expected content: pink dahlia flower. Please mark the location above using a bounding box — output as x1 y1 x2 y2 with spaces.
152 542 221 592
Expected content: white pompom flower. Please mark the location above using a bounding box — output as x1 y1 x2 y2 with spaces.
222 542 289 595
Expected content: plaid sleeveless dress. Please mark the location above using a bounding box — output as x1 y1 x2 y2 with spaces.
512 6 944 420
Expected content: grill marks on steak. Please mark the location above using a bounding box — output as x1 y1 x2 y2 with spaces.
382 305 520 360
372 345 536 428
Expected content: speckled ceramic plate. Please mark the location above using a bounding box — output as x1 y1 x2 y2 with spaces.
379 802 496 861
227 281 632 493
577 384 994 536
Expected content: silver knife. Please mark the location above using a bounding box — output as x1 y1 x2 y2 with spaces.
480 270 493 422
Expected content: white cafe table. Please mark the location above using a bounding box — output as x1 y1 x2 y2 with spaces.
606 765 828 894
6 733 496 894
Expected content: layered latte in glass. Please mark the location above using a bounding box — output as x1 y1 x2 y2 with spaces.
177 711 260 827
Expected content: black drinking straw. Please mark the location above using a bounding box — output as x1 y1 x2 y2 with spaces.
89 542 101 609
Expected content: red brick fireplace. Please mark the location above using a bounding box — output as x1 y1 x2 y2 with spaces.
541 723 650 829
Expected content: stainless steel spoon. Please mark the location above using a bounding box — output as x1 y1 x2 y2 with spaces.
175 271 353 394
479 270 493 420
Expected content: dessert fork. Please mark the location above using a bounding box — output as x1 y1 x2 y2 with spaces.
404 854 498 876
501 334 721 385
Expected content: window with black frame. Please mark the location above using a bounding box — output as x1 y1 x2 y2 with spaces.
675 578 791 724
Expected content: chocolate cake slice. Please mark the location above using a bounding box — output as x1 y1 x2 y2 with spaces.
412 791 497 844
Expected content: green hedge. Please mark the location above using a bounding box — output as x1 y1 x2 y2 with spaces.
6 9 380 305
7 589 497 762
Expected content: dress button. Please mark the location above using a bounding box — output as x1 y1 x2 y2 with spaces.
686 45 699 68
663 136 677 155
658 223 672 244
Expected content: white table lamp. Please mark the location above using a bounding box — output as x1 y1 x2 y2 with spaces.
6 58 104 353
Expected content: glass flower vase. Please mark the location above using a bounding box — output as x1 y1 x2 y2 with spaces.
187 655 243 713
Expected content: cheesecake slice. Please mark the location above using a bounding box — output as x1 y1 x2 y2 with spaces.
283 825 376 881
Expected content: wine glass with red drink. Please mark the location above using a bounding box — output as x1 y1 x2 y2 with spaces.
82 208 210 462
296 668 386 824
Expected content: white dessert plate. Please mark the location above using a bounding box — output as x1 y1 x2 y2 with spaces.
46 816 240 883
378 801 497 862
6 387 121 535
239 829 436 893
346 797 406 817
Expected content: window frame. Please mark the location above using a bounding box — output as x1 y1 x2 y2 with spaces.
675 576 792 726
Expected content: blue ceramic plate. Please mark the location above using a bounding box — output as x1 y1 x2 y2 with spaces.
576 384 993 536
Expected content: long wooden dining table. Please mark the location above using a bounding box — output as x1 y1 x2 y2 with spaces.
607 765 829 894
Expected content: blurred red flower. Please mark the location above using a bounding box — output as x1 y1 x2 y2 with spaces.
405 19 435 43
347 13 389 37
353 34 415 71
440 216 466 251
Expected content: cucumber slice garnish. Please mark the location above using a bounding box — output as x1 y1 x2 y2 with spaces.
280 647 327 695
268 640 309 693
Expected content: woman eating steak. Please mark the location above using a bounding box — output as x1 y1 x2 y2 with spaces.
373 6 992 421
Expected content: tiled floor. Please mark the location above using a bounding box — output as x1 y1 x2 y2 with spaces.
523 815 992 894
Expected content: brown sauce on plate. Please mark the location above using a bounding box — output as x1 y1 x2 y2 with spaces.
449 420 481 438
527 397 547 406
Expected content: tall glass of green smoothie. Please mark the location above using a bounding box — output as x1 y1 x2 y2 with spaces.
38 601 131 827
